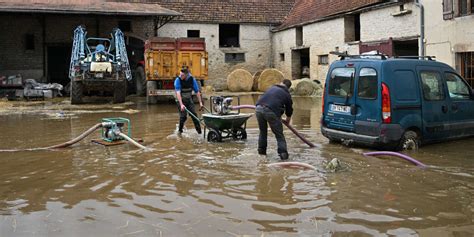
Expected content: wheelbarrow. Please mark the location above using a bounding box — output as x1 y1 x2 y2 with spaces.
181 95 253 142
203 113 253 142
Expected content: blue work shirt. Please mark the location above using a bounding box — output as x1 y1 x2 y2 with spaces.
256 84 293 117
174 75 200 93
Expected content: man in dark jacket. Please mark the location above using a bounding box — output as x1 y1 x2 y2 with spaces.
255 79 293 160
174 67 203 134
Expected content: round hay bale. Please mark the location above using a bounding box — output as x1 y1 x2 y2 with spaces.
201 85 215 94
290 78 323 96
258 69 285 92
252 71 262 91
227 69 253 92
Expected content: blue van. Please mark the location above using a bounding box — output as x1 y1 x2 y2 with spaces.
321 55 474 150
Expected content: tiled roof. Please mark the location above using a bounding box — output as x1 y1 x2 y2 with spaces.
277 0 385 30
147 0 296 24
0 0 180 16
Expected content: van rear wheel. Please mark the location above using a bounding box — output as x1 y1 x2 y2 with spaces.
397 130 419 151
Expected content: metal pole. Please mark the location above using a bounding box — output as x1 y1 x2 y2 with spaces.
414 0 425 57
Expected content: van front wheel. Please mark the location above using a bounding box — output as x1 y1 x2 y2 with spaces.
397 131 419 151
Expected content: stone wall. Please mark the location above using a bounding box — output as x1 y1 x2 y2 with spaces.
158 23 272 90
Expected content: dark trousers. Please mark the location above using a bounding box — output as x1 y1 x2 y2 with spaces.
256 105 287 155
178 95 201 133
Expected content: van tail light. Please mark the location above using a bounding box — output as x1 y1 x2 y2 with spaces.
322 85 326 114
381 82 391 123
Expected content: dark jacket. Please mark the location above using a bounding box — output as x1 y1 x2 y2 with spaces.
256 85 293 117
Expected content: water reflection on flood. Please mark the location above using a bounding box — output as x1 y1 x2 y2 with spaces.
0 95 473 236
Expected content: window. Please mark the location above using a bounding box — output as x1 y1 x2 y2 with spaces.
296 27 303 46
445 73 471 99
443 0 454 19
280 53 285 62
457 52 474 87
445 0 474 19
328 68 355 97
357 68 378 99
344 14 360 42
25 34 34 50
460 0 469 15
318 55 329 65
118 21 132 32
187 30 200 38
219 24 239 47
225 53 245 63
420 71 445 101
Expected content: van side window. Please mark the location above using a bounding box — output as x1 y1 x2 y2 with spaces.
328 68 355 97
445 73 471 100
357 68 377 99
420 71 445 101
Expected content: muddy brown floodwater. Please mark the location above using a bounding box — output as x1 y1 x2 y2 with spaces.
0 95 473 236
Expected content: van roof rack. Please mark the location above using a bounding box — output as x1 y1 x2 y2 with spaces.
330 51 388 60
394 56 436 61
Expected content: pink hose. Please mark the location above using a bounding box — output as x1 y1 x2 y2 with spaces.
231 105 256 110
231 104 316 148
363 151 427 168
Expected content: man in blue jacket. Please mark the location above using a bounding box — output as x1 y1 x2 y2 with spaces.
255 79 293 160
174 67 203 134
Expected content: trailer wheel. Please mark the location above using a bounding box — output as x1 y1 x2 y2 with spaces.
70 80 83 104
397 130 419 151
207 130 222 142
135 66 146 96
232 128 247 140
113 80 127 103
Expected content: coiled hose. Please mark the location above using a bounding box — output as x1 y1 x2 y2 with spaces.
0 122 148 152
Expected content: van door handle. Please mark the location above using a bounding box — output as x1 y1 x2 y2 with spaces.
442 105 448 113
350 104 357 115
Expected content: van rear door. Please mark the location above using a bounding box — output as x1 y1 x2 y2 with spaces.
324 67 356 132
417 67 451 141
354 67 380 135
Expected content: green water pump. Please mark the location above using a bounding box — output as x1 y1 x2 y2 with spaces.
101 117 131 142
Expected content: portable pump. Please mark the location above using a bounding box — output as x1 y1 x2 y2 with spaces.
212 96 233 115
101 118 131 142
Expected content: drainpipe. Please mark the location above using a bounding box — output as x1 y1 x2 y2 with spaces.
414 0 425 57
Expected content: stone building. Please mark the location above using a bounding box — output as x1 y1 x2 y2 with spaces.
425 0 474 87
0 0 180 86
272 0 421 83
154 0 295 90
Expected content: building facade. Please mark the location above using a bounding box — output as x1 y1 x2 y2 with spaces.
272 0 420 84
0 0 179 86
154 0 294 90
425 0 474 87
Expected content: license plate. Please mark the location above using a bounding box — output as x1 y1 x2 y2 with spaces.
95 73 103 78
330 104 351 114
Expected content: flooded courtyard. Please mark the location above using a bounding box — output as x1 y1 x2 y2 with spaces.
0 95 473 236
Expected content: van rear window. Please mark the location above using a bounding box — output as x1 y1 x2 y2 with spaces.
357 68 378 99
328 68 355 97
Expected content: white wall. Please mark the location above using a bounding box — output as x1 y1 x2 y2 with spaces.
424 0 474 67
158 23 272 90
361 3 419 42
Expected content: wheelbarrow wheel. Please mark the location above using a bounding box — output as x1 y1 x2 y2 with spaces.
207 130 222 142
232 128 247 140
